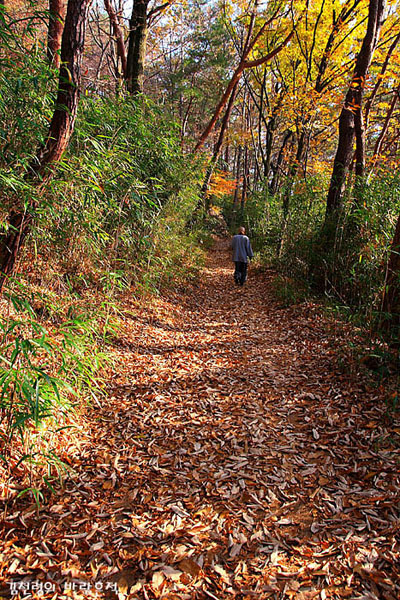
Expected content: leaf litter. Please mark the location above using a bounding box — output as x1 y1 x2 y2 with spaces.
0 239 399 599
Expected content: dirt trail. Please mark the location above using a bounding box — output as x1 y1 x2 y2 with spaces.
2 240 399 599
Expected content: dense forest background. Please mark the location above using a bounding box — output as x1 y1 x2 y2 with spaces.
1 0 400 490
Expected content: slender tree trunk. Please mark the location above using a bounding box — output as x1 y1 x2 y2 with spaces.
180 97 193 143
126 0 149 94
256 69 266 177
242 69 275 182
250 138 262 187
240 146 249 214
353 100 368 203
104 0 127 78
372 85 400 160
364 31 400 127
276 130 305 256
324 0 385 231
354 104 366 180
47 0 67 68
232 146 238 181
233 146 242 207
200 83 238 209
264 91 284 181
0 0 92 292
194 8 296 152
264 115 276 180
180 98 193 143
315 0 362 93
270 130 293 195
224 144 229 168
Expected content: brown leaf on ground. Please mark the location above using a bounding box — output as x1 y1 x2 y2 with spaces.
0 240 399 599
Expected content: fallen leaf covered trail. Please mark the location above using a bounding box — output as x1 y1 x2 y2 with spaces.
2 240 400 599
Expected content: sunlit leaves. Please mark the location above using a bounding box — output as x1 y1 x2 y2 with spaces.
208 170 237 198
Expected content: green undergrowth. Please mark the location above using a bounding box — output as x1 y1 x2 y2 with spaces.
0 17 209 501
0 282 115 505
222 173 400 319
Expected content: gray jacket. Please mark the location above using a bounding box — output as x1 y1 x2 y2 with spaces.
231 234 253 263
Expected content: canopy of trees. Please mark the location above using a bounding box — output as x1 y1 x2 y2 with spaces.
1 0 400 332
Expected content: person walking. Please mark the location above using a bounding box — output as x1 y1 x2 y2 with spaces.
231 226 253 286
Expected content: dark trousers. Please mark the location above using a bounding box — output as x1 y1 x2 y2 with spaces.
234 261 248 285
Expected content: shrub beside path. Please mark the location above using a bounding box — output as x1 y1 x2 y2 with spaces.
1 239 399 599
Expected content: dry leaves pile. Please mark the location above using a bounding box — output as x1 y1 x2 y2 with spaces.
1 240 399 599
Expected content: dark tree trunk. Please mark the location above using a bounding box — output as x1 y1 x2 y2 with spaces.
269 130 293 195
276 130 305 256
264 115 276 180
233 146 242 207
264 92 284 181
240 146 249 214
126 0 149 95
252 148 262 187
353 100 368 203
224 144 229 168
38 0 91 173
242 69 278 184
47 0 67 67
0 0 92 292
324 0 385 231
256 69 267 178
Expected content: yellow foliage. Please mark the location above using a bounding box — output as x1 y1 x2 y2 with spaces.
208 170 237 198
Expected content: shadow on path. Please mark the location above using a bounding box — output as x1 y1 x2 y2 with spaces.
1 239 399 600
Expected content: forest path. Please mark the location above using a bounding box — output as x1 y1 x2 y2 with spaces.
4 239 399 599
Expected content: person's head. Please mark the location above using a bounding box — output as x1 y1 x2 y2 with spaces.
238 226 245 235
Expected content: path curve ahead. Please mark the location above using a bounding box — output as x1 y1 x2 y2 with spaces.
2 240 399 600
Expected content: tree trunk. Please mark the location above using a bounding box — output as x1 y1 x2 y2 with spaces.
242 68 274 181
194 7 295 152
372 85 400 161
224 144 229 168
126 0 149 95
364 32 400 127
264 115 276 180
233 146 242 207
180 97 193 143
240 146 249 215
201 82 238 209
264 93 285 182
47 0 67 68
354 103 366 180
315 0 362 93
37 0 91 174
104 0 127 78
0 0 92 292
324 0 385 231
270 130 293 195
276 129 305 256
